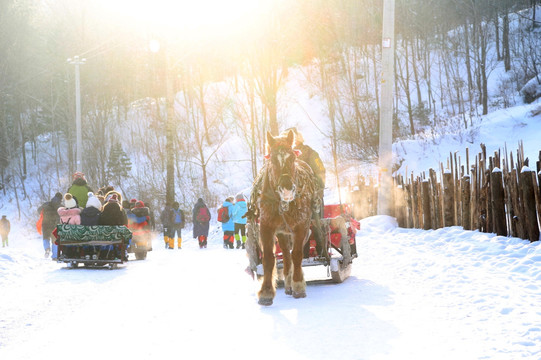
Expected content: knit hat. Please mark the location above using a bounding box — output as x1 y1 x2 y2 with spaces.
134 200 145 208
72 172 86 181
107 194 119 203
86 192 102 210
64 193 77 209
236 193 245 201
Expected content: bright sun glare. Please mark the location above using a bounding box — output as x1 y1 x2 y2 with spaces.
106 0 262 30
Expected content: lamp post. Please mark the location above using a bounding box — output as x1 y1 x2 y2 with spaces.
68 55 86 173
377 0 395 215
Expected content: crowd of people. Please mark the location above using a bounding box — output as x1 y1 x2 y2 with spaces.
33 127 326 259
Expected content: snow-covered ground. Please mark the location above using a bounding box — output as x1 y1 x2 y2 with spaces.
1 217 539 360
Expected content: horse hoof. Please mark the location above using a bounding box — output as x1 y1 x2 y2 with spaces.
258 298 273 306
292 291 306 299
285 287 292 295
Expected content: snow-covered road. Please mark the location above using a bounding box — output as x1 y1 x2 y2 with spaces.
1 217 540 360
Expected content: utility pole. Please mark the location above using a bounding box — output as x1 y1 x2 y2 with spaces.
377 0 395 215
68 55 86 173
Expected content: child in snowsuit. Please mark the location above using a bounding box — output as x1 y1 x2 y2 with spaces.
192 198 211 248
0 215 10 247
220 197 235 249
232 193 248 249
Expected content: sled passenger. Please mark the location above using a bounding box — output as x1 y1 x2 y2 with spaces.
98 193 128 260
193 198 211 249
67 172 93 208
58 193 82 258
282 127 326 258
127 200 152 251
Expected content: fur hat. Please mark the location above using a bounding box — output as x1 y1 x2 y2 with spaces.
72 172 86 181
134 200 145 208
64 193 77 209
86 192 102 210
282 127 303 145
105 190 122 205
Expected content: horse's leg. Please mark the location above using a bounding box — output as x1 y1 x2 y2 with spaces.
258 224 276 306
290 227 308 298
277 233 292 295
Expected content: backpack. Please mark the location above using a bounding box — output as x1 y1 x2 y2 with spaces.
173 209 184 227
217 206 230 223
196 207 210 222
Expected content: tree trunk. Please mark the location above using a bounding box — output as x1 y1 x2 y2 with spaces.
503 14 511 72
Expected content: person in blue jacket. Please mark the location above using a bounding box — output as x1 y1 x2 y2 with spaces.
232 193 248 249
220 196 235 249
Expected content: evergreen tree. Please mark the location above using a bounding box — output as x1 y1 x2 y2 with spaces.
106 142 132 187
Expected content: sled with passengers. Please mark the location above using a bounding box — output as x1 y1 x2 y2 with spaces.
245 130 359 306
54 224 132 269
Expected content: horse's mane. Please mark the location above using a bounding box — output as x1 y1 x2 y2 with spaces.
247 155 318 220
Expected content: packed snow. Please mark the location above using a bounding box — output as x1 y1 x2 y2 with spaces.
1 216 540 360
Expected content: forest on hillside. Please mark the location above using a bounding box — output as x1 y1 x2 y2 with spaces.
0 0 539 211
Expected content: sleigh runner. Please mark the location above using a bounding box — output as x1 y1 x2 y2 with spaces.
54 224 132 269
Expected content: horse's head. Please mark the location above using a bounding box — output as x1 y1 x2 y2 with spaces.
265 130 301 203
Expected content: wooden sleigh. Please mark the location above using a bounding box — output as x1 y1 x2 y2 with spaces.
247 203 360 283
54 224 132 269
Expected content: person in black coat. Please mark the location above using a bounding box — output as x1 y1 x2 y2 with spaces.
98 193 127 226
192 198 211 249
80 192 102 226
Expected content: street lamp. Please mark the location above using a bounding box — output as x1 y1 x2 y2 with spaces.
68 55 86 173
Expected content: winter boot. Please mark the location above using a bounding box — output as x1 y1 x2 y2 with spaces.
229 235 235 249
164 236 169 249
223 236 229 249
234 234 241 249
202 237 207 248
241 235 247 249
44 248 50 258
178 237 182 249
168 237 175 249
236 240 242 249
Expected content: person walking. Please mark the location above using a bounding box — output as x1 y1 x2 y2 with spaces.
192 198 211 249
37 192 63 259
160 202 174 249
219 196 235 249
0 215 10 247
163 201 183 249
232 193 248 249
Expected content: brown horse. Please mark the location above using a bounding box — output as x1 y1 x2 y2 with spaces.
249 130 318 306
